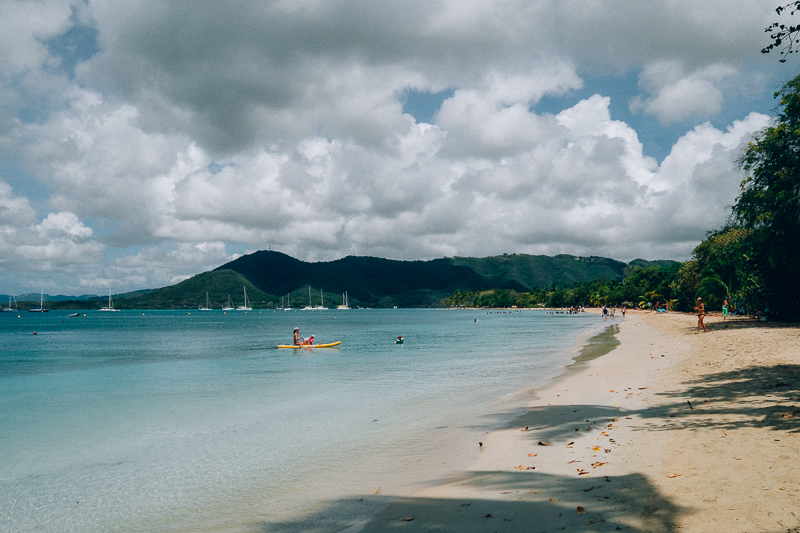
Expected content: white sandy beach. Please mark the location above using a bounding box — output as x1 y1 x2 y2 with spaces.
354 310 800 532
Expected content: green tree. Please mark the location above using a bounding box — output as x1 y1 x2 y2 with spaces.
735 74 800 318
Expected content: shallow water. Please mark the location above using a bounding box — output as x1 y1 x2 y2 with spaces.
0 309 602 532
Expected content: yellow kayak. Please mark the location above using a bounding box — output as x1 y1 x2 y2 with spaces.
277 341 341 349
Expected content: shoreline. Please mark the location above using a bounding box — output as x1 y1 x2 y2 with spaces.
353 311 800 532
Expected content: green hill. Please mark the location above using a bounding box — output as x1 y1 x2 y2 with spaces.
112 251 677 309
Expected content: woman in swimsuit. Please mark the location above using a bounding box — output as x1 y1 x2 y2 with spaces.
694 298 707 333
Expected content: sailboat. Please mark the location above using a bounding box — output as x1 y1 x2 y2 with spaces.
236 286 252 311
283 293 293 311
314 289 328 310
29 287 49 313
303 286 315 310
198 292 212 311
2 292 18 312
337 291 350 310
99 287 120 312
222 295 234 311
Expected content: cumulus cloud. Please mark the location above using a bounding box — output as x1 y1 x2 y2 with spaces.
0 0 783 294
630 62 737 125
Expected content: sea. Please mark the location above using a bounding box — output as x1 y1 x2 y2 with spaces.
0 308 609 532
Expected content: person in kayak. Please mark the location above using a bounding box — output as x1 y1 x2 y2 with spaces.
293 327 305 346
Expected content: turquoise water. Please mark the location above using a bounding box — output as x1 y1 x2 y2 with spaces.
0 309 600 532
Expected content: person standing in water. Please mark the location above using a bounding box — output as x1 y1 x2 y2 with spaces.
694 298 707 333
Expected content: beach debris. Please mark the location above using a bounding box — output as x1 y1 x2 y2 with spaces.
577 506 587 515
479 442 483 450
577 469 590 475
538 440 550 446
375 488 380 494
593 446 602 451
584 485 597 492
485 513 493 518
687 400 693 410
567 441 574 446
528 453 538 457
604 476 611 482
667 473 681 478
605 449 612 453
400 517 414 522
591 462 608 469
722 430 727 436
522 426 529 431
516 465 535 470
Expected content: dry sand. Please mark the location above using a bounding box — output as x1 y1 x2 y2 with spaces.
355 310 800 532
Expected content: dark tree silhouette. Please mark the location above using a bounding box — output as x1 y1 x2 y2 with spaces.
763 2 800 61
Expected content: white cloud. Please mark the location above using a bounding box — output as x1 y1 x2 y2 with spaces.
0 0 783 294
630 62 737 125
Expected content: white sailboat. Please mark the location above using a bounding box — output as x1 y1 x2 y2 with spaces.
237 286 252 311
314 289 327 310
99 287 120 312
29 286 49 313
303 286 314 310
222 295 234 311
198 291 212 311
283 293 293 311
337 291 350 310
2 292 18 312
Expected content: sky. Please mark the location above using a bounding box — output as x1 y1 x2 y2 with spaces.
0 0 796 296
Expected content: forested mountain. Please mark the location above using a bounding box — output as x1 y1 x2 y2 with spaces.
114 251 675 309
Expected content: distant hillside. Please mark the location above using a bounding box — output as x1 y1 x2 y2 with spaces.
10 251 677 310
449 254 632 290
181 250 671 308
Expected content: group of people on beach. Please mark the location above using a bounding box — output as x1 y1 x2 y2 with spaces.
602 305 626 320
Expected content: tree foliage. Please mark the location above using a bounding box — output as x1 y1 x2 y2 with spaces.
763 2 800 61
735 74 800 318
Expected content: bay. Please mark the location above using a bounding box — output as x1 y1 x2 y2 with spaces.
0 308 602 532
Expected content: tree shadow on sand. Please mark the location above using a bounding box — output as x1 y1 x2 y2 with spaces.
651 363 800 433
261 470 681 533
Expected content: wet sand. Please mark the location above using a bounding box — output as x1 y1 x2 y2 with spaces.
353 310 800 532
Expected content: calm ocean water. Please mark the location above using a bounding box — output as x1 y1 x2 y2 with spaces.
0 308 602 532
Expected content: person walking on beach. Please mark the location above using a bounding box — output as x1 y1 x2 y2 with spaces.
602 305 608 320
622 306 626 318
722 298 728 320
694 298 707 333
